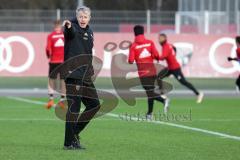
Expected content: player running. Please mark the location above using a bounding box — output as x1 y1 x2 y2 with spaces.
45 20 66 109
227 36 240 92
128 25 170 117
158 33 204 103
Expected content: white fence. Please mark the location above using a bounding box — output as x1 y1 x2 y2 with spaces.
175 11 235 34
0 9 239 34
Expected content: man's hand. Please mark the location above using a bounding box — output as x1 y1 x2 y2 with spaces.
227 57 233 61
62 20 72 29
46 51 51 59
227 57 238 61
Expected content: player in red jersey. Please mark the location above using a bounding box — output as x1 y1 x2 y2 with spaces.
158 33 203 103
228 36 240 92
128 25 170 117
45 20 66 109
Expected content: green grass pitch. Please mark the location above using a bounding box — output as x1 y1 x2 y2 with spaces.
0 97 239 160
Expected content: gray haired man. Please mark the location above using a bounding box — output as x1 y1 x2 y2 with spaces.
62 6 100 150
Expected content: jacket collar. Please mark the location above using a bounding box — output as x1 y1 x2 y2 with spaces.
135 34 145 43
160 40 167 46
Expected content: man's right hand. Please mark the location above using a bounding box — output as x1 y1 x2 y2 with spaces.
62 20 71 29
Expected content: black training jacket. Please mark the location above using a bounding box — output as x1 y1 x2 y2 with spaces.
64 18 94 81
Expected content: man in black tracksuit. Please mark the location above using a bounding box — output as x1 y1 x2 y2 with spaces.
62 6 100 150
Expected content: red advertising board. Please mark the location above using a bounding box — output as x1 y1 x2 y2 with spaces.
0 32 239 77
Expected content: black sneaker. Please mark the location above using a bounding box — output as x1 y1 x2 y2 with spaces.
63 143 86 150
72 135 86 150
63 145 75 150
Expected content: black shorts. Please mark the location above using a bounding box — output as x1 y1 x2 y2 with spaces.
139 76 164 98
48 63 64 79
139 76 156 91
158 67 182 79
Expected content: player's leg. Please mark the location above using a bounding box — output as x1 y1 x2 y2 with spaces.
46 63 57 109
74 81 100 149
141 76 169 116
48 78 55 99
64 96 81 149
236 75 240 93
154 74 171 113
64 79 82 149
147 97 154 115
158 67 170 79
57 69 67 109
172 68 204 103
140 77 157 117
172 68 199 95
157 67 171 95
145 87 169 116
75 81 100 134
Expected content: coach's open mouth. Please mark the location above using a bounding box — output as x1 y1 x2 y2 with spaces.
80 23 86 26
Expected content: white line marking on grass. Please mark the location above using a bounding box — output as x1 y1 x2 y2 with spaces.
0 118 117 121
7 96 45 105
7 96 240 141
107 113 240 141
0 118 57 121
194 119 240 122
6 96 60 108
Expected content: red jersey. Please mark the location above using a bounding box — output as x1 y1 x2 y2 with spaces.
46 31 64 63
236 48 240 59
159 41 180 70
128 35 159 77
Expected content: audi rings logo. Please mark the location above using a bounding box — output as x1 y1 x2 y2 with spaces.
0 36 34 73
209 37 240 74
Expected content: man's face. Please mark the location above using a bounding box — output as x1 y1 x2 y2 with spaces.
77 11 90 28
159 35 166 44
